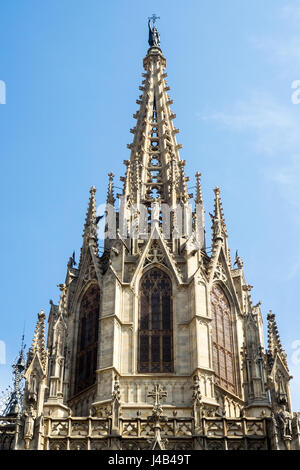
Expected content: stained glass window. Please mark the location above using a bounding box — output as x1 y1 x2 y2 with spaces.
75 285 100 394
210 285 236 394
138 268 173 373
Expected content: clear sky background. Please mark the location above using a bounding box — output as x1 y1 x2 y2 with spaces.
0 0 299 408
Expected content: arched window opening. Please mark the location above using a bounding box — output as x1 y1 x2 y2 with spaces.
210 285 236 394
75 285 100 395
138 268 173 373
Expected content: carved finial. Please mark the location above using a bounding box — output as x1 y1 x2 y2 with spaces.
212 186 227 242
106 172 115 206
83 186 97 239
178 160 189 203
147 384 167 420
57 283 68 316
194 172 203 204
147 384 168 450
148 384 167 407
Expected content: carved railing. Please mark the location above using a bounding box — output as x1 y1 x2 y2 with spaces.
43 414 268 450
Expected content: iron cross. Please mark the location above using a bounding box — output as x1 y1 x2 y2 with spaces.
148 384 167 406
148 14 160 26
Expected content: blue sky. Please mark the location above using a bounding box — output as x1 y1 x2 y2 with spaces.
0 0 299 408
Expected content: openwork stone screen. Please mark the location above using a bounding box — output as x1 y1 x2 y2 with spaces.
210 285 236 394
75 285 100 394
138 268 173 373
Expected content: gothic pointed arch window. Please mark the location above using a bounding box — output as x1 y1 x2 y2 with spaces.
210 284 236 394
138 268 173 373
75 284 100 394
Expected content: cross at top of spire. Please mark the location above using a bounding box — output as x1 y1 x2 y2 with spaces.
148 14 160 25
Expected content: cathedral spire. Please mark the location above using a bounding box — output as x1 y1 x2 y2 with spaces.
121 19 187 207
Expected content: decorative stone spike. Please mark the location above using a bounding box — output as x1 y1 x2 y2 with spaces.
195 172 203 204
212 187 227 241
27 309 47 370
267 310 289 371
83 186 97 237
107 172 116 206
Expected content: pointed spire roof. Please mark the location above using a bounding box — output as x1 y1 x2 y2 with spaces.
211 187 228 243
120 22 188 206
193 172 205 249
106 172 115 206
194 172 203 205
57 283 68 316
267 310 289 371
78 186 100 267
83 186 97 240
207 187 229 277
27 310 47 369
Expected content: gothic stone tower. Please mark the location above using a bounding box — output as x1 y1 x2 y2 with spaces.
12 21 299 451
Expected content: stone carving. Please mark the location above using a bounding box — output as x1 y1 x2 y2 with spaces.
70 439 88 450
207 440 225 451
49 439 67 450
122 422 138 437
121 440 148 450
83 264 97 284
71 421 88 436
24 405 36 449
140 422 155 437
176 422 192 436
206 421 223 438
145 241 165 265
277 406 293 439
147 384 168 450
90 440 109 450
213 263 227 282
247 440 267 450
51 421 68 437
246 421 264 436
226 421 243 437
227 440 245 451
91 421 109 437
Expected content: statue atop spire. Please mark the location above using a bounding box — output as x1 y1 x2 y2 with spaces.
148 14 161 48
